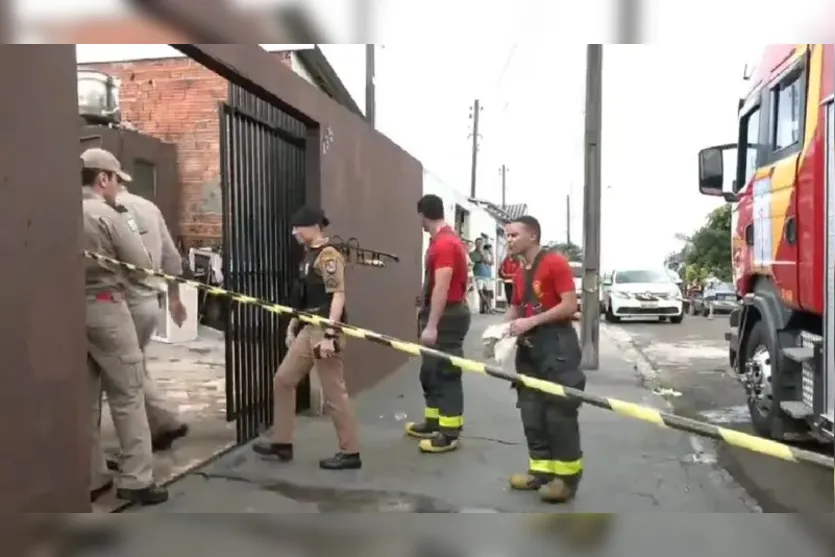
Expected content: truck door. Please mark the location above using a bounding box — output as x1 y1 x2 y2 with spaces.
825 96 834 423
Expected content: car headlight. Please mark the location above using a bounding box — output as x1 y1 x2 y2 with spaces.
610 290 632 299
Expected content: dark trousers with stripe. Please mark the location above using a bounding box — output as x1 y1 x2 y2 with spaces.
418 303 471 436
515 324 585 486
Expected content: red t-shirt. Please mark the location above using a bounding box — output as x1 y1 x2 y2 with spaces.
426 226 469 303
511 250 575 316
500 257 520 280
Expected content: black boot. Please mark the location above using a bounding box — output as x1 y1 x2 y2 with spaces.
115 484 169 506
252 441 293 462
405 420 438 439
418 432 460 453
152 424 189 452
319 452 362 470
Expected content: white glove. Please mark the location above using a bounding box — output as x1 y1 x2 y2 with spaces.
482 323 516 364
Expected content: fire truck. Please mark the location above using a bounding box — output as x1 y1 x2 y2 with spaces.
696 44 833 444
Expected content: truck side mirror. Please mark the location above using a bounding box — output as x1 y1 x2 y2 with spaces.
698 147 725 196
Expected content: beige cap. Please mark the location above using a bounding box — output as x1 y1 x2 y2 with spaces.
80 148 132 183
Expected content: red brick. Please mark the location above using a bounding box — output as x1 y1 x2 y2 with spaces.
87 52 293 246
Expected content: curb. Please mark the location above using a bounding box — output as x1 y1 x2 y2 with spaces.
599 322 659 385
599 322 764 513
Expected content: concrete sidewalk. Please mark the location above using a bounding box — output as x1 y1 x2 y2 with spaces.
130 315 755 513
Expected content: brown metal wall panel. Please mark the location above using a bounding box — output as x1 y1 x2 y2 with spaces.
80 126 182 238
319 115 424 394
170 44 424 393
0 46 88 512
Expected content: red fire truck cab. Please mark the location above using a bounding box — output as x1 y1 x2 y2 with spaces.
696 44 833 444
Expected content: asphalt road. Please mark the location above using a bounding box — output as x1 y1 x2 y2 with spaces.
60 315 832 556
602 314 833 520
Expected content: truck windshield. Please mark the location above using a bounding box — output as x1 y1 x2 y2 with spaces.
570 265 583 278
614 270 671 284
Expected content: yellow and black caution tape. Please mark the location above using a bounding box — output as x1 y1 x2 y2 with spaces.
84 250 835 471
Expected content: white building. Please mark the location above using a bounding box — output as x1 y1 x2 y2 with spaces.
422 170 512 311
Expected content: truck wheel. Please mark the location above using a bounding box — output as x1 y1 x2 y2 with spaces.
744 321 789 439
604 303 620 323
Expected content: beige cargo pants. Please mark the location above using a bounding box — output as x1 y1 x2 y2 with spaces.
87 294 154 491
127 295 183 434
271 326 360 453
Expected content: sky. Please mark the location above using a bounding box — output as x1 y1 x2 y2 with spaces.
47 0 817 270
320 40 755 270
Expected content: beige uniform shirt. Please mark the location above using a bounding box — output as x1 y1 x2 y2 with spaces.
116 188 182 298
82 188 153 295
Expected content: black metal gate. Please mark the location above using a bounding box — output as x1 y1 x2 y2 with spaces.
220 84 307 444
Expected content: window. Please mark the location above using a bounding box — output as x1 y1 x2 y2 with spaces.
772 74 803 151
739 106 761 188
132 159 157 200
454 205 469 237
570 265 583 279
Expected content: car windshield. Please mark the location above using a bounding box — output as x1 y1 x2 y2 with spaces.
709 282 735 293
570 265 583 278
614 270 671 284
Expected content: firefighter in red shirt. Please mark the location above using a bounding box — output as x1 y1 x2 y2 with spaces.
499 252 521 306
406 194 471 453
505 215 585 503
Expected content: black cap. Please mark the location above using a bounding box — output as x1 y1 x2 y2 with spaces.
291 206 330 227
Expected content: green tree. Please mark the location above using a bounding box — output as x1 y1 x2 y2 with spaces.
546 241 583 261
679 204 732 282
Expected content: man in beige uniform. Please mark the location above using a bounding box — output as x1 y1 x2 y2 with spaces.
115 184 189 451
252 206 361 470
81 148 168 506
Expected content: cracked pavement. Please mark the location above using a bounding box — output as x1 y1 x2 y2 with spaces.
77 315 832 556
603 316 833 536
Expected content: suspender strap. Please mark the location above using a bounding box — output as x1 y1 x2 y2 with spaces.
521 249 548 313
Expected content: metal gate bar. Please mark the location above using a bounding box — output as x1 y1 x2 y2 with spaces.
220 83 307 444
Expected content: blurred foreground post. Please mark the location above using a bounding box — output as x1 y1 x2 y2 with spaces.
614 0 643 43
365 44 376 128
580 45 603 370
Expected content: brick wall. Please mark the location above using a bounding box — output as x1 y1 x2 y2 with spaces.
88 53 293 246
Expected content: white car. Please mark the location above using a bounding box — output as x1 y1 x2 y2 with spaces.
602 268 683 323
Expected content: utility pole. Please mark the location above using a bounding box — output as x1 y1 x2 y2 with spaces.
566 194 571 245
580 45 603 371
499 164 508 207
365 44 376 128
468 99 482 198
614 0 643 42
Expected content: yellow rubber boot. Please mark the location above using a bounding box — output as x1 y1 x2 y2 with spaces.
418 434 460 453
508 473 547 491
538 478 576 503
404 421 437 440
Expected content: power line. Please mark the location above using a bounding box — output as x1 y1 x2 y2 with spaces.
494 42 518 88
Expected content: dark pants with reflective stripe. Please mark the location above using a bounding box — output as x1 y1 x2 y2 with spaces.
515 324 585 486
418 303 471 436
